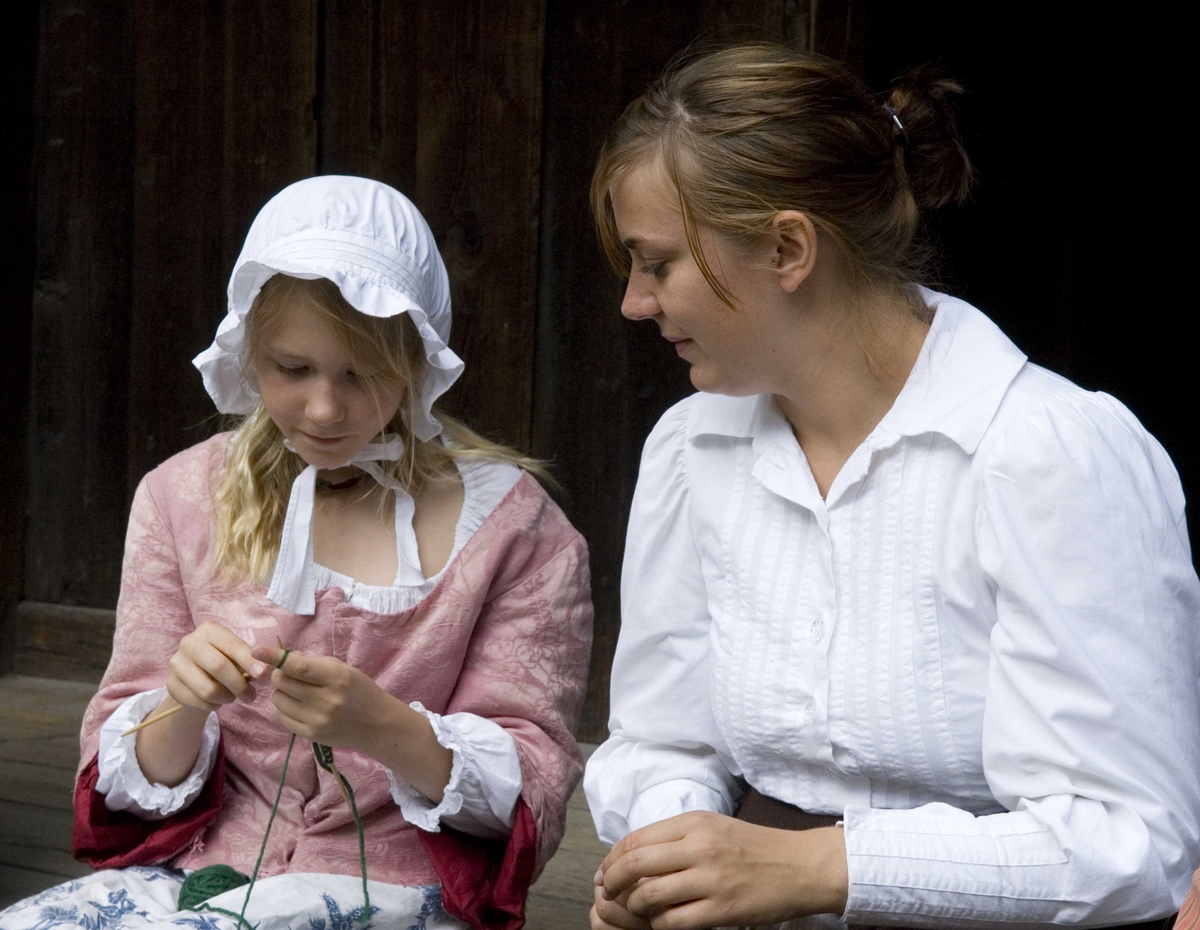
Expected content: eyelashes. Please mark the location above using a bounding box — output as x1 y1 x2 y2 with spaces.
274 362 309 379
272 362 365 386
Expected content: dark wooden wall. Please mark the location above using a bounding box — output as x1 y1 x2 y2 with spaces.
3 1 1192 743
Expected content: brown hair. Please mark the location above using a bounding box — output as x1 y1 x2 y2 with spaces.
591 44 973 306
211 274 549 583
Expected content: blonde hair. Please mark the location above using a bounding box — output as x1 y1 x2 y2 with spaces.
591 44 974 308
211 274 547 583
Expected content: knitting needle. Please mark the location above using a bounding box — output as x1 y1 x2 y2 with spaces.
120 669 254 738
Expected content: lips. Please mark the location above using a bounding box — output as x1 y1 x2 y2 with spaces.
300 431 348 446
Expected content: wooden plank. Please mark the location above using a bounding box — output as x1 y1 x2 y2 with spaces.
0 839 87 879
524 891 594 930
124 0 229 495
0 799 75 853
533 2 705 742
527 777 608 928
0 674 98 720
320 0 419 193
0 0 39 675
0 759 77 811
221 0 318 276
810 0 866 70
0 674 95 770
0 736 82 771
13 602 115 683
414 0 546 449
26 0 135 611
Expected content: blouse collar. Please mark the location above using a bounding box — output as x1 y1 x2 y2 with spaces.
685 292 1027 512
687 291 1027 456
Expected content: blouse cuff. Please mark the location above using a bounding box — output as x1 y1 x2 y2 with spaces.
842 803 1069 926
386 702 523 840
95 688 220 820
627 778 731 834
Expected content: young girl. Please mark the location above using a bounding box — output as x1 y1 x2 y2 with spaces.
584 45 1200 929
2 176 592 930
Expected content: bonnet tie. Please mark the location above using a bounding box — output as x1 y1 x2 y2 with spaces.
267 434 426 614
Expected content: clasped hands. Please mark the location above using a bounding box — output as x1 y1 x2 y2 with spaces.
591 811 848 930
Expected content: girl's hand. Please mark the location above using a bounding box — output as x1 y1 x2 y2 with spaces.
253 644 454 802
167 620 266 712
251 645 379 750
137 621 266 788
595 811 848 929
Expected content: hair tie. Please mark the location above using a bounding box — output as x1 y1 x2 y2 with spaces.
883 103 909 147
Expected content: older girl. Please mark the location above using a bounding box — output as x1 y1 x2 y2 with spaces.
2 176 592 930
584 45 1200 929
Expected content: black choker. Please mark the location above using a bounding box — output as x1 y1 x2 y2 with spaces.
315 472 368 494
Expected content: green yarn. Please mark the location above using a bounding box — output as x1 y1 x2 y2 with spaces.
176 651 372 928
237 732 297 928
177 864 250 910
313 742 371 924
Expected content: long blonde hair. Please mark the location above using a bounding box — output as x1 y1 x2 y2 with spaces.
211 274 546 584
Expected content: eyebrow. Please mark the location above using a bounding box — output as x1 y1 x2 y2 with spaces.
261 344 312 364
621 236 644 251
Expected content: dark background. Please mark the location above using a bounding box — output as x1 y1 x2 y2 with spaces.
1 1 1190 743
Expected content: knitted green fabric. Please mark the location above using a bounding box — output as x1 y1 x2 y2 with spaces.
177 864 250 910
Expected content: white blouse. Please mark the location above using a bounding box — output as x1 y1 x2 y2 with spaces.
584 293 1200 926
98 459 525 841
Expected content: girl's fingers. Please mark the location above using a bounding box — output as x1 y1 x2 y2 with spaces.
191 641 256 702
271 704 314 741
268 668 323 701
270 687 311 724
251 645 331 687
195 621 267 679
167 663 229 712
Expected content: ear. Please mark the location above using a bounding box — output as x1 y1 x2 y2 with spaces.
768 211 817 293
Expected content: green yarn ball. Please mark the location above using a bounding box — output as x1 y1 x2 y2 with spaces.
178 864 251 910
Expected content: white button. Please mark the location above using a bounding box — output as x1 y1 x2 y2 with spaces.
810 618 824 641
800 701 816 727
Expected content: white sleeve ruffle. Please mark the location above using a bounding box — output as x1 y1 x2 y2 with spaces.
386 702 523 840
95 688 220 820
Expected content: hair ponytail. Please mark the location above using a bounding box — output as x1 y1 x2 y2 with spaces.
592 44 976 298
886 65 975 212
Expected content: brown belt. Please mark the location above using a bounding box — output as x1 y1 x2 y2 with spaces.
734 787 1176 930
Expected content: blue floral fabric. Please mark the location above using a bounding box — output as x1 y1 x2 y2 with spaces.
0 869 464 930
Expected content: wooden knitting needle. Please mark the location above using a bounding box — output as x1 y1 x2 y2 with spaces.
120 669 254 738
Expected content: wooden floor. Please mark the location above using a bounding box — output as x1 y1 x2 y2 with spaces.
0 675 606 926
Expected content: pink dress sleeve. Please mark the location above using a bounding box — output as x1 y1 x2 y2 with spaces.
1178 870 1200 930
71 471 223 866
420 486 594 929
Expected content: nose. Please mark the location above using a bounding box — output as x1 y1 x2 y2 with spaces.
621 274 659 321
306 378 346 427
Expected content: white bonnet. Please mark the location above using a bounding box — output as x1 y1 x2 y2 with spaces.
192 175 463 441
